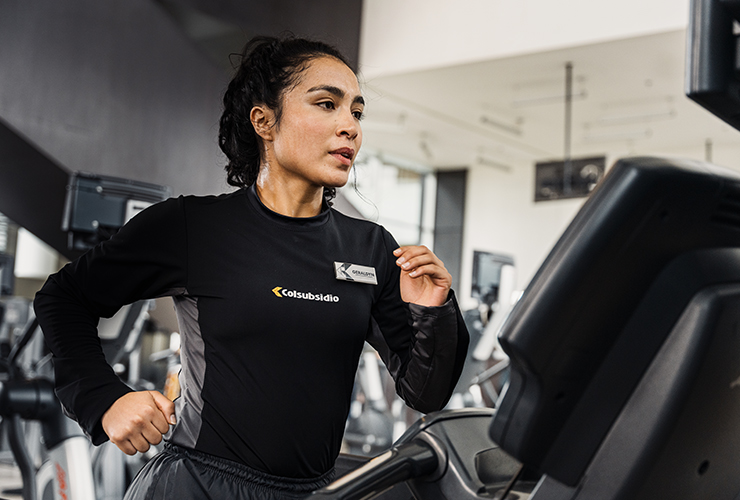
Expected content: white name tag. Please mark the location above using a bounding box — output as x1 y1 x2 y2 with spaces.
334 262 378 285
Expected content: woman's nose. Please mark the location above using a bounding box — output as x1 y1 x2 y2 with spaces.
337 110 359 139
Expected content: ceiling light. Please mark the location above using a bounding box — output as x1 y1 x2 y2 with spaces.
583 129 652 143
589 110 676 127
477 156 512 172
479 115 523 136
512 90 588 108
419 137 433 161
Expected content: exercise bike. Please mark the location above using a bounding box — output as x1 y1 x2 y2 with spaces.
0 296 157 500
0 308 96 500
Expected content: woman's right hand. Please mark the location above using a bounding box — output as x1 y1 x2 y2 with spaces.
101 391 176 455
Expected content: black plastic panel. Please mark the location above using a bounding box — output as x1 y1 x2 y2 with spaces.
490 157 740 485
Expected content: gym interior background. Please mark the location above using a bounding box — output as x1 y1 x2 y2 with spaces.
0 0 733 493
3 0 721 308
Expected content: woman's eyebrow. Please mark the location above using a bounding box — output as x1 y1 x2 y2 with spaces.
307 85 365 106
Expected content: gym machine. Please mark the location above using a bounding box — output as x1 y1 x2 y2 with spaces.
312 2 740 496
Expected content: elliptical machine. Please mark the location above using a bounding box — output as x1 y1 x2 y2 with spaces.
312 2 740 497
312 155 740 499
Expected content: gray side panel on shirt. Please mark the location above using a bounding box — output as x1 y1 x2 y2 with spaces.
168 295 205 448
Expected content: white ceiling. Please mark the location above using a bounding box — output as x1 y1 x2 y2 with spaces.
358 29 740 172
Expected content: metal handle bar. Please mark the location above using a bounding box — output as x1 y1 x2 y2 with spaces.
311 439 438 500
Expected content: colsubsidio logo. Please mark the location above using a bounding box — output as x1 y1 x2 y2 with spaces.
272 286 340 303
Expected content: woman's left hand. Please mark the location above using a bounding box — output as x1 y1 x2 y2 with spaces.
394 245 451 307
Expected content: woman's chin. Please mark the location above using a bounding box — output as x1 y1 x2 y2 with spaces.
320 172 351 189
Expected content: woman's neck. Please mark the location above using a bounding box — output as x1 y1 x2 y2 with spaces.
254 170 324 218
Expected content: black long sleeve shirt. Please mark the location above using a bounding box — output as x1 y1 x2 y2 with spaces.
35 185 469 478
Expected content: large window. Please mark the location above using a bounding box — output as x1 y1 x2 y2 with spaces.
340 151 435 247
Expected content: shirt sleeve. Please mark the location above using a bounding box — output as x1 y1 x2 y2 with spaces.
365 228 469 414
34 197 188 444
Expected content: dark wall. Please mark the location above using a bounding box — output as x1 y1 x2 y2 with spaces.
0 0 229 199
167 0 363 69
0 0 364 254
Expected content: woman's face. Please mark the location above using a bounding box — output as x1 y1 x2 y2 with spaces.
261 56 364 190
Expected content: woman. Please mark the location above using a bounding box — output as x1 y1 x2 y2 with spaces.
34 35 469 499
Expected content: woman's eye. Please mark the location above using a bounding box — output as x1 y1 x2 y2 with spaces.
353 110 364 120
318 101 335 110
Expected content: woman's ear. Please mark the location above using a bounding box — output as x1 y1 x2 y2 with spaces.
250 105 275 141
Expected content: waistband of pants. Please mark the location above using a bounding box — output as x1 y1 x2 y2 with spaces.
163 442 336 493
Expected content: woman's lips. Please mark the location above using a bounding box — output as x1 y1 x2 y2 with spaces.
329 148 354 166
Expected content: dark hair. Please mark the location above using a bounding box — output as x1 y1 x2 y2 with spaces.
218 35 354 203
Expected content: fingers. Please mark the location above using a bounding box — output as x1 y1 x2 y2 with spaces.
403 263 443 279
115 440 138 456
394 246 452 307
394 245 436 261
140 420 166 447
152 390 177 426
102 391 175 456
120 425 163 455
394 246 448 279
